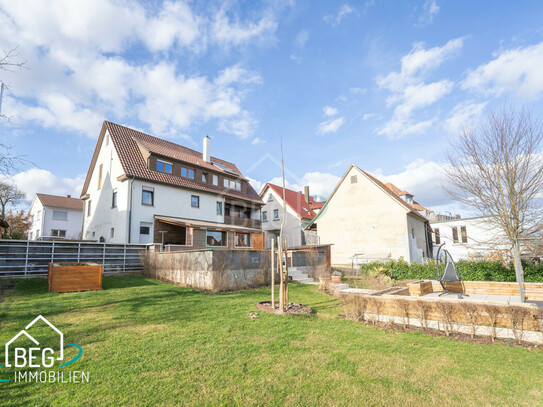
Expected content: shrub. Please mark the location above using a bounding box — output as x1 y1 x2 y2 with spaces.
361 258 543 282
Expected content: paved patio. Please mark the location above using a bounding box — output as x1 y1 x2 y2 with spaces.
422 291 539 305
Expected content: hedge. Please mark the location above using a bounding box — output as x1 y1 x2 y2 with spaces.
360 258 543 282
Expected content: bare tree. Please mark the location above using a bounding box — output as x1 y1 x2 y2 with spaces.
0 182 25 217
444 106 543 302
0 48 26 72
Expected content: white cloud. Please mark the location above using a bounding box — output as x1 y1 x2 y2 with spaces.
294 30 309 48
317 117 345 135
4 168 85 203
462 41 543 99
377 38 464 138
444 101 487 134
324 4 355 26
362 113 375 120
251 137 265 145
218 111 258 139
417 0 440 27
0 0 279 140
372 159 448 208
211 8 277 48
266 171 341 200
323 106 339 116
349 87 367 94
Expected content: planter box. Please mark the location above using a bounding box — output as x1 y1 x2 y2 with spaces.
48 262 103 293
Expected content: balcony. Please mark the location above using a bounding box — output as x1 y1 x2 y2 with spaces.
224 216 262 230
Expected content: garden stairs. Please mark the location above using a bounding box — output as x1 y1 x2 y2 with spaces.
288 266 350 290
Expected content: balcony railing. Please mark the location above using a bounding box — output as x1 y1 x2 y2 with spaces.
224 216 262 230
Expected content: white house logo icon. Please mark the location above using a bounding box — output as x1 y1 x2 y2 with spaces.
4 315 64 368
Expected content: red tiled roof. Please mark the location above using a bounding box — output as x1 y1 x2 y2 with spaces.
384 182 433 215
81 121 262 204
36 193 84 210
260 183 324 220
309 200 325 210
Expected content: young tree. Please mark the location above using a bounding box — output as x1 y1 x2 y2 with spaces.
2 209 31 239
444 106 543 302
0 182 25 217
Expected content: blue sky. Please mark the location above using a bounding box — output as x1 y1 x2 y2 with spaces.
1 0 543 215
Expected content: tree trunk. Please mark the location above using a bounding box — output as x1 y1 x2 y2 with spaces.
512 240 525 303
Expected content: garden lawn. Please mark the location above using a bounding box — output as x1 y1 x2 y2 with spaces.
1 276 543 406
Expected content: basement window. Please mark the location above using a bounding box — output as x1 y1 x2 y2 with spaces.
461 226 468 244
51 229 66 238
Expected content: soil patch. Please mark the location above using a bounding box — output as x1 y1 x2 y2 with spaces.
257 301 313 315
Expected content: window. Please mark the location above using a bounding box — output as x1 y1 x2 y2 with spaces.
273 209 279 220
37 210 41 220
216 202 223 215
434 228 441 245
51 229 66 238
230 180 236 189
461 226 468 244
224 178 229 188
52 210 68 221
452 227 459 243
110 228 115 238
92 231 95 237
181 167 187 177
267 194 273 202
156 160 173 174
112 190 117 208
235 233 251 248
37 230 40 238
262 211 268 222
29 231 33 240
87 201 91 217
351 175 357 184
235 182 241 191
202 173 208 183
140 225 150 234
142 187 154 206
206 230 227 247
212 175 219 186
191 195 200 208
188 169 195 179
98 164 103 189
411 228 415 238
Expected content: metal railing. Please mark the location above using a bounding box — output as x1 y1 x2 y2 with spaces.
0 240 147 277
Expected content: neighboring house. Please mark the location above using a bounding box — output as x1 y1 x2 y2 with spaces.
28 194 84 240
306 165 432 265
81 121 264 249
430 216 509 261
259 184 323 248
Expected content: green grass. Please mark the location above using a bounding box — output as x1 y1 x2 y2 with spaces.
1 275 543 406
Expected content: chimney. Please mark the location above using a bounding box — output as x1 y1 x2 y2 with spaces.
203 135 210 162
304 186 310 204
67 195 71 198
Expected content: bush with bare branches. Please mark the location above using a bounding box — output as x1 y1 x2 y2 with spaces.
416 301 431 331
461 303 482 339
507 305 528 344
481 304 501 342
436 301 455 336
343 295 367 322
396 299 410 330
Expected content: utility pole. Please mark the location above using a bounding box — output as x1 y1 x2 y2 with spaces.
0 82 5 116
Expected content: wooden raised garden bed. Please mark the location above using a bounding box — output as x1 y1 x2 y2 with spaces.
48 262 103 293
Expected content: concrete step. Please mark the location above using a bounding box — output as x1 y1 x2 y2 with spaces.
294 278 316 284
289 273 308 279
339 288 378 294
333 283 350 291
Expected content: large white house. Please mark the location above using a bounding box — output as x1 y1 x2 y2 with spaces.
28 194 84 240
306 165 432 265
430 216 509 260
259 183 323 248
81 121 264 249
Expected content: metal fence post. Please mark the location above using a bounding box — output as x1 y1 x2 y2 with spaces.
102 244 106 271
51 241 55 264
24 240 29 276
77 243 81 263
123 245 127 272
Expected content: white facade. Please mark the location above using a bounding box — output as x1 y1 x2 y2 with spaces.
430 216 509 261
28 198 83 240
260 188 306 248
311 165 429 265
82 128 259 245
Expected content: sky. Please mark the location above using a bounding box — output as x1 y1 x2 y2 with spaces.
1 0 543 216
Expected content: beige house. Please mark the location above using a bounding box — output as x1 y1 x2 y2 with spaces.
306 165 432 265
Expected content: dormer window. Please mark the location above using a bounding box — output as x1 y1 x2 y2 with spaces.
157 160 173 174
268 194 273 202
400 193 414 205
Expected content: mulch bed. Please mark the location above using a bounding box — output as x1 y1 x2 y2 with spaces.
341 314 543 350
257 301 313 316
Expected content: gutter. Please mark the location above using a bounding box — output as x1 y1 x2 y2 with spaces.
127 176 135 243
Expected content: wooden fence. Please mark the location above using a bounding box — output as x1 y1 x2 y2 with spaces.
0 240 147 277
